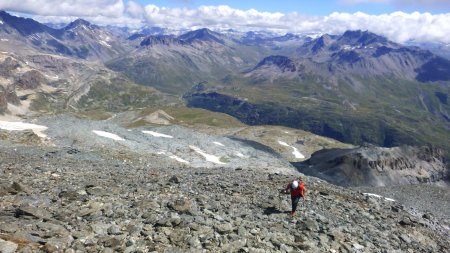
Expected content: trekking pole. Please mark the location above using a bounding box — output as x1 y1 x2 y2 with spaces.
278 190 283 211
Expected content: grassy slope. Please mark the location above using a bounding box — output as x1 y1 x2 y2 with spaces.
105 44 272 95
188 74 450 154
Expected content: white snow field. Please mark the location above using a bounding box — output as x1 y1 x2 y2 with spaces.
142 130 174 138
189 145 226 165
363 193 396 202
169 155 190 164
278 140 305 159
92 130 125 141
0 120 48 137
213 141 225 146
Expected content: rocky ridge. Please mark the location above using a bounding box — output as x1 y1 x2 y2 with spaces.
299 145 449 187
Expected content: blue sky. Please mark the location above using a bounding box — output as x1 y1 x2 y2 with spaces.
136 0 450 15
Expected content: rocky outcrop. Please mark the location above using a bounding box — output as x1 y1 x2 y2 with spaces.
0 87 7 112
140 35 186 47
299 145 449 187
0 57 21 77
253 55 297 72
14 70 45 89
0 86 19 113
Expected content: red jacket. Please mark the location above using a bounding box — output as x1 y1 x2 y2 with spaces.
286 180 305 197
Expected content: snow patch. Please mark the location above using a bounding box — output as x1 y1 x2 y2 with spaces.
92 130 124 141
169 155 190 164
0 20 3 25
278 140 305 159
278 141 289 147
213 141 225 147
0 39 8 42
0 121 48 137
363 193 395 202
235 152 249 158
189 145 226 165
142 130 173 138
99 40 111 48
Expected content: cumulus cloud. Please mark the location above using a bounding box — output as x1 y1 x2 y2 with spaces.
0 0 125 18
343 0 450 8
140 5 450 43
126 0 145 19
1 1 450 43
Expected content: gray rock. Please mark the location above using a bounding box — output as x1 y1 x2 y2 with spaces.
16 205 52 219
0 239 18 253
11 181 29 193
399 234 412 244
169 176 180 184
85 186 108 196
214 223 234 234
298 218 319 232
107 225 122 235
168 198 193 214
91 223 110 235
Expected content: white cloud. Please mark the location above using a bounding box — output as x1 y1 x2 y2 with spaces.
140 5 450 43
126 0 145 19
343 0 450 8
0 0 125 18
1 2 450 43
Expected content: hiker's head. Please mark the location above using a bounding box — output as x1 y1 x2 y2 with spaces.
291 180 299 189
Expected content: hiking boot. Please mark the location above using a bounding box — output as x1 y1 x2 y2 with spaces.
290 211 296 217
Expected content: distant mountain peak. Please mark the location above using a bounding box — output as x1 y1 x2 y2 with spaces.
339 30 388 46
178 28 224 44
312 34 333 53
65 18 96 30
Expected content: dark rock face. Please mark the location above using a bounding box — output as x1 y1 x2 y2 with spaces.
0 86 19 112
416 56 450 82
14 70 45 89
254 56 296 72
300 145 449 187
140 35 186 47
0 87 7 112
0 57 21 77
338 30 388 47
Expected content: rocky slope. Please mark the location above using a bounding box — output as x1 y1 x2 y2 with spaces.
298 145 449 187
0 50 169 116
1 141 449 252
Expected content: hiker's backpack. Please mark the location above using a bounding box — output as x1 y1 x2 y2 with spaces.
299 181 306 197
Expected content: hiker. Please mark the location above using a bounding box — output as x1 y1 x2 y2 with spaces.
283 177 305 216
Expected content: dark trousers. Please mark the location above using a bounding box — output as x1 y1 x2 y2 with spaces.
291 196 301 213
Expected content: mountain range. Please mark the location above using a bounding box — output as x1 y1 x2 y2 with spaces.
0 11 449 157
